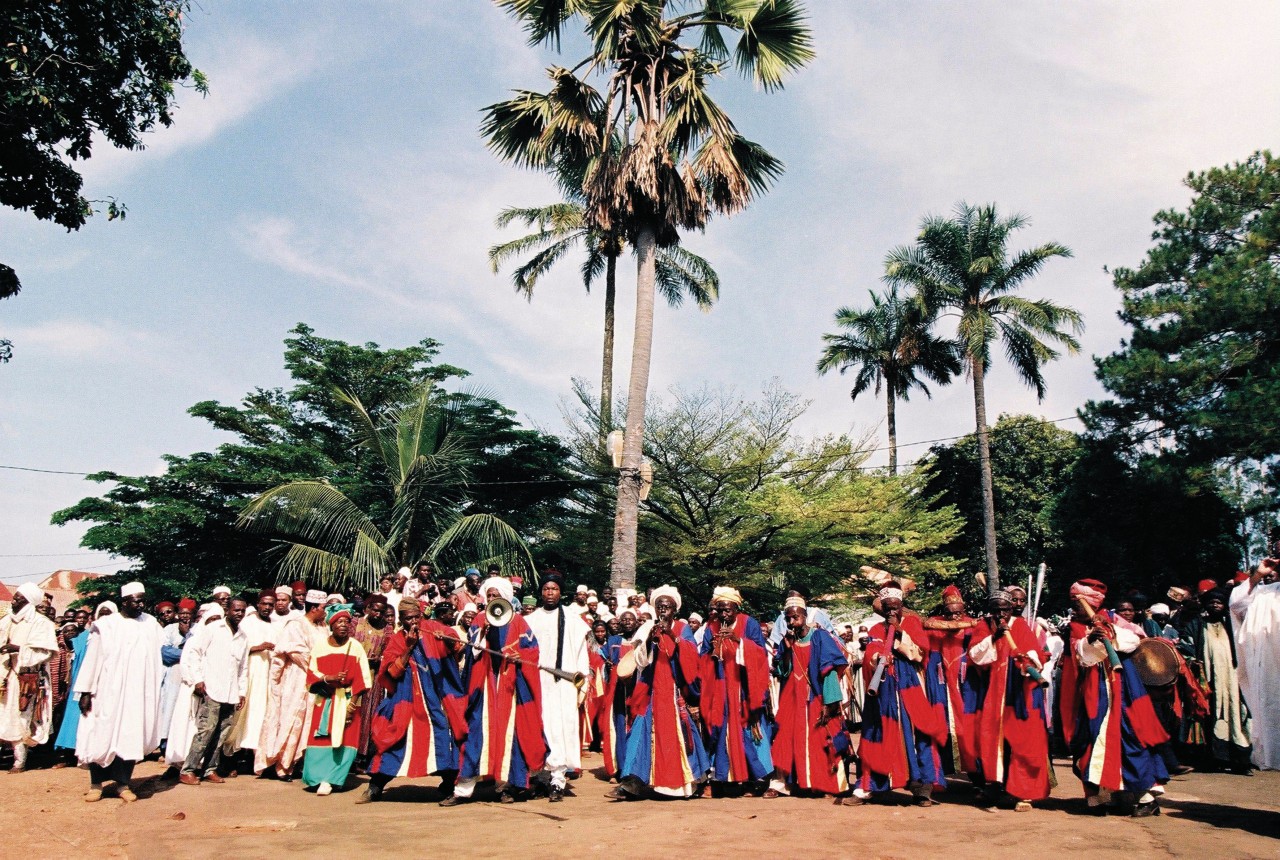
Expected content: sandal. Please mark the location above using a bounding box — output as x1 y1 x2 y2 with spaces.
762 788 782 799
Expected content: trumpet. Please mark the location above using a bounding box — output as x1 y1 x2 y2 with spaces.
465 636 586 689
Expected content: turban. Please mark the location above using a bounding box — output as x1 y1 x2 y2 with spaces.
461 602 478 615
398 597 420 614
542 569 565 587
326 593 345 605
587 589 598 597
96 601 118 617
397 567 412 579
201 603 224 623
16 582 43 606
587 596 599 606
596 608 614 622
711 586 743 606
650 585 682 612
178 598 197 612
1167 586 1190 603
274 585 292 598
1147 603 1171 616
878 586 904 602
688 612 703 623
120 581 145 598
1203 587 1231 605
618 606 638 619
155 601 176 612
325 603 353 626
941 585 964 606
479 576 514 604
575 584 588 594
783 595 806 611
638 605 656 620
1069 579 1107 610
211 585 231 597
453 577 467 590
1196 578 1217 595
305 589 328 605
364 593 388 608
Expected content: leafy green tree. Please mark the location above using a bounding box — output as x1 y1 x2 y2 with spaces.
1049 442 1241 607
482 0 814 589
555 381 962 613
1086 151 1280 466
920 414 1079 602
488 200 720 440
2 1 205 231
817 284 960 474
887 203 1081 593
237 384 536 592
53 324 574 603
0 263 17 363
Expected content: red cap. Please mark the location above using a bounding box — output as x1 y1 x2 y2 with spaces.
1233 570 1249 583
1197 578 1217 595
178 598 197 612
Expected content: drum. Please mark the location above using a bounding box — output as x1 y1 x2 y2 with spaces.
1132 637 1180 690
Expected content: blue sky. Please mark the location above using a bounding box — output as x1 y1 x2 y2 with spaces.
2 2 1278 585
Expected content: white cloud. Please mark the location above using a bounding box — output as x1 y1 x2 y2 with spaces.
6 319 119 357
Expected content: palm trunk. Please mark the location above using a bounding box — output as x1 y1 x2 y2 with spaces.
610 226 657 590
971 355 1000 594
599 253 617 445
886 378 898 476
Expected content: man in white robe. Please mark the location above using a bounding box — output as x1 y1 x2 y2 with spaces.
0 583 58 771
524 571 590 801
1230 558 1280 771
74 581 165 802
225 590 276 760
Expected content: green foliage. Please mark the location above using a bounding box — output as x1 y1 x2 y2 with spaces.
0 261 16 363
52 324 575 604
1087 151 1280 466
1 0 205 230
554 381 963 613
920 415 1080 601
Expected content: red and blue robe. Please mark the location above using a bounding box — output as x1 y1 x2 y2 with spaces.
302 637 372 787
601 634 638 779
1066 618 1169 795
580 645 607 750
621 619 709 796
697 613 773 783
923 618 981 775
772 626 850 795
968 618 1051 801
856 616 947 794
370 620 467 781
458 614 546 789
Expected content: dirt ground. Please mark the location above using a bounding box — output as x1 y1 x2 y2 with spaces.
7 754 1279 859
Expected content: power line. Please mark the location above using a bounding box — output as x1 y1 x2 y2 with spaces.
1 561 130 585
0 552 113 558
0 413 1084 488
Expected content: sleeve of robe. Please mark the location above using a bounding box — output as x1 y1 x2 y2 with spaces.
71 623 104 697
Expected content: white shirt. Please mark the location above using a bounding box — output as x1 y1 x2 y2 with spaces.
182 619 249 705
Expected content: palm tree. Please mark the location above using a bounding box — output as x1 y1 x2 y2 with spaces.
482 1 814 589
817 285 960 474
886 202 1081 593
237 383 535 592
488 200 720 442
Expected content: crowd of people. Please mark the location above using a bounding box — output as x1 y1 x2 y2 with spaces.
0 558 1277 818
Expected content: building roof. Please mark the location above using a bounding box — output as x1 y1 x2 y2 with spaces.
36 569 101 613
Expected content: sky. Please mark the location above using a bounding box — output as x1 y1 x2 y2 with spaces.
2 1 1278 586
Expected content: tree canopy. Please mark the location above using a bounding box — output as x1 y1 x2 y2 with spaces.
2 0 205 230
1087 151 1280 467
52 324 576 603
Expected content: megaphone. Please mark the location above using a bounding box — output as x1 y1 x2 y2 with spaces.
485 597 514 628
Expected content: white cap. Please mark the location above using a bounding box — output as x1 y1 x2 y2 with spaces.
1148 603 1171 616
576 584 588 594
211 585 231 597
305 588 328 604
121 582 145 598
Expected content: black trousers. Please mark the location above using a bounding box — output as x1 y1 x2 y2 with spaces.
89 758 136 785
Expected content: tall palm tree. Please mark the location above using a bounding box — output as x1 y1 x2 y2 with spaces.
817 285 960 474
488 200 720 442
237 383 536 592
483 1 814 589
886 202 1081 593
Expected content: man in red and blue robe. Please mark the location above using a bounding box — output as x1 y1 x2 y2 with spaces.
1065 579 1169 817
769 596 850 797
922 585 981 778
600 607 641 780
697 586 772 794
442 578 546 806
361 597 466 803
849 585 947 806
612 586 709 799
967 591 1052 809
